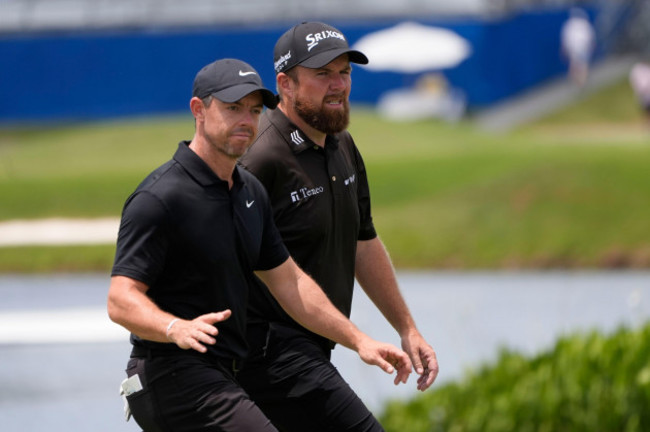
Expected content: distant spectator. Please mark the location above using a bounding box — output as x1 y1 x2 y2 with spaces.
561 8 596 87
629 60 650 125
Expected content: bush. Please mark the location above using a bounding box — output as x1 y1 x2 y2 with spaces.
380 323 650 432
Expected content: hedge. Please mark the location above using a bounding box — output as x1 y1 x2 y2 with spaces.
380 322 650 432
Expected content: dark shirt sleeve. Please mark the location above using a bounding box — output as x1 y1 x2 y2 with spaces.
111 191 170 286
352 142 377 241
238 152 276 197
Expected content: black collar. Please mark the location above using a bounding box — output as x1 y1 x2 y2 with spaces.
174 141 244 189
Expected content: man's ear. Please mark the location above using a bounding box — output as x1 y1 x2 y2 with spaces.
277 73 293 99
189 97 205 120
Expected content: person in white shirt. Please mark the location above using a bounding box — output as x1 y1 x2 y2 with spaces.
629 60 650 126
561 8 596 87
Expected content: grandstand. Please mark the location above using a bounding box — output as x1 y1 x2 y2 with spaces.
1 0 486 32
2 0 646 53
0 0 600 31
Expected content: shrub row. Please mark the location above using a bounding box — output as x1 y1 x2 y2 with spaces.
380 322 650 431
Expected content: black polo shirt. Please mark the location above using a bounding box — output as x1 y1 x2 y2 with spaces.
112 141 290 360
239 108 377 332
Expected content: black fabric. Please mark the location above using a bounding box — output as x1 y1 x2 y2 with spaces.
125 355 277 432
237 322 384 432
129 346 244 376
239 108 376 334
237 107 384 431
112 141 290 360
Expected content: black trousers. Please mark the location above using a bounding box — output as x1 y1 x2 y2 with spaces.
237 322 385 432
125 350 277 432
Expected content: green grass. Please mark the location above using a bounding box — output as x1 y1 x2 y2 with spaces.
535 78 642 124
0 115 195 219
1 79 650 272
347 86 650 268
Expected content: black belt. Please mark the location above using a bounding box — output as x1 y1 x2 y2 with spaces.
130 345 243 375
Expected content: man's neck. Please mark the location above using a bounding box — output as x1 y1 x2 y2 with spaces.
188 138 236 189
278 103 327 147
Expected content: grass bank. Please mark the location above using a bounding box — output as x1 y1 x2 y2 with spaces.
1 79 649 272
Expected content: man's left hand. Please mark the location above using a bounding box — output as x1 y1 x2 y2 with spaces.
402 332 439 391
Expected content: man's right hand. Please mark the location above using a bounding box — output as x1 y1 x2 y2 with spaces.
356 337 413 385
166 310 232 353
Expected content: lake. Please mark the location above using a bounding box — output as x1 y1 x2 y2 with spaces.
1 271 648 431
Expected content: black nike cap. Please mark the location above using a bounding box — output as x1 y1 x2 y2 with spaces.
192 58 276 109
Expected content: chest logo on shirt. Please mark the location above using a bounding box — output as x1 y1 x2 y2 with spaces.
290 130 304 146
344 174 356 186
290 186 324 203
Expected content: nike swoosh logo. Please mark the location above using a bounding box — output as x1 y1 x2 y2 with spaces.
239 70 257 77
246 200 255 208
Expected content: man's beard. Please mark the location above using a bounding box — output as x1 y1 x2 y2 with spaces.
294 95 350 135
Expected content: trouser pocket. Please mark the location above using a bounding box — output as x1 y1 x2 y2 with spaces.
125 357 166 432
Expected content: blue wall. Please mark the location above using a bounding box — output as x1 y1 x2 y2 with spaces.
0 8 602 124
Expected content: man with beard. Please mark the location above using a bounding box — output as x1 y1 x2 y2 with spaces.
237 22 439 431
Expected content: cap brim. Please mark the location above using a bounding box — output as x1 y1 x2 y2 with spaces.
299 48 369 70
212 83 277 109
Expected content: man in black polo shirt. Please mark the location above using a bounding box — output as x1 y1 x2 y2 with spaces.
108 58 412 432
238 22 440 431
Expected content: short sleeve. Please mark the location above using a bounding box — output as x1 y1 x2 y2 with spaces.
111 191 171 286
351 142 377 241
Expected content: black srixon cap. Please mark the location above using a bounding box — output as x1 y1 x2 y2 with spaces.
192 58 276 108
273 22 368 74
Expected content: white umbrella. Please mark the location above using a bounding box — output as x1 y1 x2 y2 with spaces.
352 21 472 73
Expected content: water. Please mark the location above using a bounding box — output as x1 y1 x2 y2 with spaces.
333 271 650 411
1 271 649 431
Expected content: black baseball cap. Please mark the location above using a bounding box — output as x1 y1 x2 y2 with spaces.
273 22 368 74
192 58 277 109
